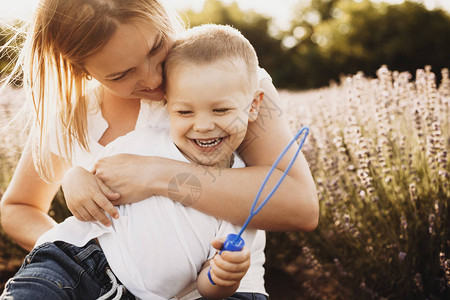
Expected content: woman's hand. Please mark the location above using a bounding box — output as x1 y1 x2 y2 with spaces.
93 154 157 204
62 166 120 226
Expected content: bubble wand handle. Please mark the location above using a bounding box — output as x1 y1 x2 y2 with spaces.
208 126 310 285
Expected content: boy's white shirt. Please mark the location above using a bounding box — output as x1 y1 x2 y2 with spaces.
39 68 272 299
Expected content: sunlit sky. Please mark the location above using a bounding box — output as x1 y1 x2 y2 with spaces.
1 0 449 29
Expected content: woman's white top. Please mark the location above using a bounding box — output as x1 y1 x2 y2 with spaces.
37 68 272 299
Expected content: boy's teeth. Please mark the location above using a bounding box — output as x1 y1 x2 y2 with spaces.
195 138 222 147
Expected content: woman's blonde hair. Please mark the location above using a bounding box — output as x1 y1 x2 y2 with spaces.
2 0 184 181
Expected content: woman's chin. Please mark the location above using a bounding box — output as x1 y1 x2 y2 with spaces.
134 86 165 101
137 92 164 101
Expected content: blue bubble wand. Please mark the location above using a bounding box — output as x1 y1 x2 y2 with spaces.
208 126 310 285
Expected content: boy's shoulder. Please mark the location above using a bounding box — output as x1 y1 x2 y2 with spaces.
100 126 172 158
231 153 246 169
139 99 170 130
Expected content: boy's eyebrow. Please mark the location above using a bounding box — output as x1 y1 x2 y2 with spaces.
169 99 192 106
104 33 162 79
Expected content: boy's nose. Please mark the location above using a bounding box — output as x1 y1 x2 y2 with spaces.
193 116 215 132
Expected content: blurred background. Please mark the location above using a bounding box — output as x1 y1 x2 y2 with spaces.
1 0 449 299
2 0 450 89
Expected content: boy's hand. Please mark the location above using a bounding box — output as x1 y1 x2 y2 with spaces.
208 238 251 287
62 166 120 226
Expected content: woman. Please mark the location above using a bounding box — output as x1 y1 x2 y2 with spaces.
0 0 318 297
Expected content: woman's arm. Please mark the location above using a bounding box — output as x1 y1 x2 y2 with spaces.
235 78 319 231
165 77 318 231
94 79 318 232
0 142 66 251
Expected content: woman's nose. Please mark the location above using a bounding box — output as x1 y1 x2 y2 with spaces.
138 59 163 90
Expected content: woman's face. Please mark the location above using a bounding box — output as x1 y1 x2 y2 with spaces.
84 20 172 101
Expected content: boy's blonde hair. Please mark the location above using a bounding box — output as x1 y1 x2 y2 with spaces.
2 0 183 181
165 24 260 93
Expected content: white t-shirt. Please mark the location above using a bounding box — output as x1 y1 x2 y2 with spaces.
39 127 266 299
38 68 272 299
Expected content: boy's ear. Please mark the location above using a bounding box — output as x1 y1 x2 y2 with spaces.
248 89 264 122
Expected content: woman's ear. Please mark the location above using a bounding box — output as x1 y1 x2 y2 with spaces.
248 89 264 122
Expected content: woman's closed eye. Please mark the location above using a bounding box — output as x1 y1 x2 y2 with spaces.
109 38 164 81
111 71 129 81
149 36 164 55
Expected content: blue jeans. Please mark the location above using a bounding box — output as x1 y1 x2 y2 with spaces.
0 240 135 300
1 240 268 300
198 293 268 300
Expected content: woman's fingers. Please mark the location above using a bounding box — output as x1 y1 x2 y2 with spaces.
77 206 96 223
71 208 87 222
75 197 115 226
97 177 121 201
90 195 118 225
94 178 120 219
79 198 110 226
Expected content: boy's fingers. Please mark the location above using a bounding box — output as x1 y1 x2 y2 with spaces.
209 275 236 287
209 261 242 287
211 267 246 282
93 195 119 220
213 254 249 273
211 238 225 250
218 247 251 264
96 177 120 200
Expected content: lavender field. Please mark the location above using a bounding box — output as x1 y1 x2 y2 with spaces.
0 66 449 299
267 66 449 299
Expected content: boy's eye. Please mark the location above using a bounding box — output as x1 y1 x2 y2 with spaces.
177 110 193 116
214 108 230 114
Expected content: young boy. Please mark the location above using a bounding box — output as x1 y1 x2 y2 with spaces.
5 24 267 300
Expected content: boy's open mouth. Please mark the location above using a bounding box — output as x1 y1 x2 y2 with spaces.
193 137 223 148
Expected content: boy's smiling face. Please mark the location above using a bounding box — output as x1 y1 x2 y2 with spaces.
166 59 261 168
